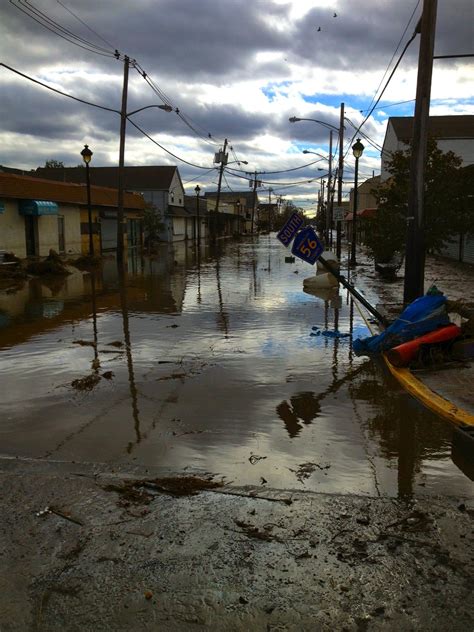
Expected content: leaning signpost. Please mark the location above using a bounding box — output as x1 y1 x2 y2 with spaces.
277 214 388 326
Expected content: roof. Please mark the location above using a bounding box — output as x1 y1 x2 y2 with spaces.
388 116 474 142
0 172 145 209
35 165 179 191
345 207 377 221
204 191 257 205
183 195 209 216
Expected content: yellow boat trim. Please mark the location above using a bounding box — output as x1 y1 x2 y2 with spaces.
355 301 474 427
382 357 474 426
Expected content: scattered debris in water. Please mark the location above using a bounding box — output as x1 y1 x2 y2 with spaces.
249 454 267 465
107 341 124 348
290 462 331 483
71 374 101 391
73 340 95 347
102 371 114 380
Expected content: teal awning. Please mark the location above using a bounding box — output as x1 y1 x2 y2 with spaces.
19 200 58 216
0 200 5 214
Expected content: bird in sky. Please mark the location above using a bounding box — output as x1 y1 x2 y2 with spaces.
317 26 321 31
333 12 337 17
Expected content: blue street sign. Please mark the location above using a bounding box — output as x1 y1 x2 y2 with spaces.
276 212 304 247
291 226 324 264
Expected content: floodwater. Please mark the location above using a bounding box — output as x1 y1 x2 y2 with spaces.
0 236 472 499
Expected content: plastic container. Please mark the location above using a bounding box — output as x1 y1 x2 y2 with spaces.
385 324 462 367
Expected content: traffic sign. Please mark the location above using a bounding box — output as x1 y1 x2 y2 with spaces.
291 226 324 264
333 206 347 222
276 212 304 247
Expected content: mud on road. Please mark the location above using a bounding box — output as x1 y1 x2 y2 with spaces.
1 458 473 632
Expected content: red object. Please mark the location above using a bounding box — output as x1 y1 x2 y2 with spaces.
386 324 462 367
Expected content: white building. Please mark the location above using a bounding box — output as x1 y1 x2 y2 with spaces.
381 115 474 181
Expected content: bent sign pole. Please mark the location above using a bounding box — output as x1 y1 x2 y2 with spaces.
318 256 388 326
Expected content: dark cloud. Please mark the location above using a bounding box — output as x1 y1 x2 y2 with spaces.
1 0 472 204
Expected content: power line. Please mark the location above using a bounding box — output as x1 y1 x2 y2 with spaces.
363 0 421 118
225 157 326 176
55 0 117 51
126 117 214 170
9 0 119 58
1 62 120 113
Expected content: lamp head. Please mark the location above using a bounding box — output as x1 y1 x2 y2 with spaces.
289 116 301 123
195 185 201 194
352 138 364 159
159 104 173 112
81 144 93 164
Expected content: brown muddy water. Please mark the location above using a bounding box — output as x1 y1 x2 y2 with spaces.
0 236 472 499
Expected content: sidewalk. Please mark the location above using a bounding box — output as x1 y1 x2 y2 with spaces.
350 251 474 422
1 457 473 632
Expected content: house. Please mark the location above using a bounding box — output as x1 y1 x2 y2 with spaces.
257 203 278 231
381 115 474 180
0 172 144 257
183 195 209 242
35 165 186 244
345 175 380 245
204 191 257 235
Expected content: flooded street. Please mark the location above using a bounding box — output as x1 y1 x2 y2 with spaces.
0 235 472 499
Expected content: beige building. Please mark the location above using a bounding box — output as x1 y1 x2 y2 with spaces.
0 172 145 258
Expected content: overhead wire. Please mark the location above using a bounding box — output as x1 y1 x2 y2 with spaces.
55 0 117 51
0 62 120 113
126 117 214 170
10 0 118 58
344 1 422 156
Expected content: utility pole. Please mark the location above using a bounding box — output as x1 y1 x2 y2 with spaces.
116 55 130 264
326 130 333 246
336 102 345 260
403 0 437 304
213 138 228 240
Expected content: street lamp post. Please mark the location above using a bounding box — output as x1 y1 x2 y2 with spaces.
80 144 94 256
350 138 364 268
290 108 346 256
195 185 201 246
236 199 241 234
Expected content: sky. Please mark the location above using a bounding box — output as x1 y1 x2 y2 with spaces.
1 0 473 214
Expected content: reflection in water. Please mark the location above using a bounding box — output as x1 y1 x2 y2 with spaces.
277 392 321 438
0 240 472 498
118 265 142 452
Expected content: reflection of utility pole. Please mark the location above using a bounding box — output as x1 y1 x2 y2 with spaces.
213 138 228 240
118 267 141 451
403 0 437 304
116 55 130 264
248 171 262 234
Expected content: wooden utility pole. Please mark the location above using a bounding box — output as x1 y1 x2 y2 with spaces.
403 0 437 303
336 102 345 259
214 138 228 239
326 130 333 246
116 55 130 264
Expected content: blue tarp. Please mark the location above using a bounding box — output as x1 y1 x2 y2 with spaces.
353 293 450 356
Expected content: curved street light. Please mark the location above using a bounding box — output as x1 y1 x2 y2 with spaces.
80 144 94 256
350 138 365 268
194 185 201 246
127 104 173 117
289 116 341 133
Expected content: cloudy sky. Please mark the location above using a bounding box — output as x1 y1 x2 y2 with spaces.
1 0 472 213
